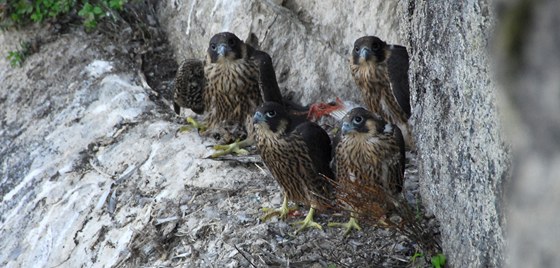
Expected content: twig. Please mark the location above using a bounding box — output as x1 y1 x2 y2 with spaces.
233 244 257 268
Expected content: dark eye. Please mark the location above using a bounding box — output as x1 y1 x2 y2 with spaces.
352 116 363 125
265 110 276 118
371 42 381 51
354 46 359 52
210 43 216 50
228 39 235 47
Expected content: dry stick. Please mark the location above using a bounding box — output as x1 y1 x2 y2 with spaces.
233 244 257 268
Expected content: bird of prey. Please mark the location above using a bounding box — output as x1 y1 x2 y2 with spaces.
173 32 262 145
211 45 308 158
328 107 405 235
350 36 413 148
253 101 335 234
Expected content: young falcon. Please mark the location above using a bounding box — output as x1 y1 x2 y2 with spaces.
253 102 335 234
173 32 262 143
211 48 309 157
328 107 405 235
350 36 413 148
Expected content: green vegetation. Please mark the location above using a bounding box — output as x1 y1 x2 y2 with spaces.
1 0 127 29
431 253 446 268
77 2 104 29
4 0 74 25
410 251 424 264
6 41 29 67
1 0 129 67
410 251 447 268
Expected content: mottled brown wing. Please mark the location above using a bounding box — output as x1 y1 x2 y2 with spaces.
387 45 411 118
252 50 283 103
392 123 406 177
173 59 206 115
294 122 335 181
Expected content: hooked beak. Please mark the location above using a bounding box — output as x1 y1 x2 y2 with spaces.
359 47 371 59
253 111 265 123
217 43 228 56
341 122 355 134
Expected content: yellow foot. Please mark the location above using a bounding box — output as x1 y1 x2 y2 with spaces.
210 139 251 158
179 117 206 133
328 217 362 236
292 207 322 234
261 196 297 221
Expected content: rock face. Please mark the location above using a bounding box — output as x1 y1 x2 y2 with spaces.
404 2 508 267
0 0 512 267
158 0 406 105
159 0 508 267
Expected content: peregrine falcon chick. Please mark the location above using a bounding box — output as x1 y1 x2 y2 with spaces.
253 102 335 234
173 32 262 143
350 36 413 148
328 107 405 235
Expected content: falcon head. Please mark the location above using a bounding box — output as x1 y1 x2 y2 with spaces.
352 36 388 65
341 107 390 136
208 32 244 63
253 102 290 134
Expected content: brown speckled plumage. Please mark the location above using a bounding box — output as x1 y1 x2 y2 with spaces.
173 32 261 139
254 102 334 210
173 59 205 114
350 36 412 147
203 57 260 128
335 107 405 213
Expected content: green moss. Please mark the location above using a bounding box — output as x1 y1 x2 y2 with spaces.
1 0 128 30
2 0 129 67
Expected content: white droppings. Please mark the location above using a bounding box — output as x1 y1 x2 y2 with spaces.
58 162 74 174
84 60 113 78
186 0 198 35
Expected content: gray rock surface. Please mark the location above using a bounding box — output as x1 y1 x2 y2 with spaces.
404 2 509 267
0 28 249 266
159 0 509 267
